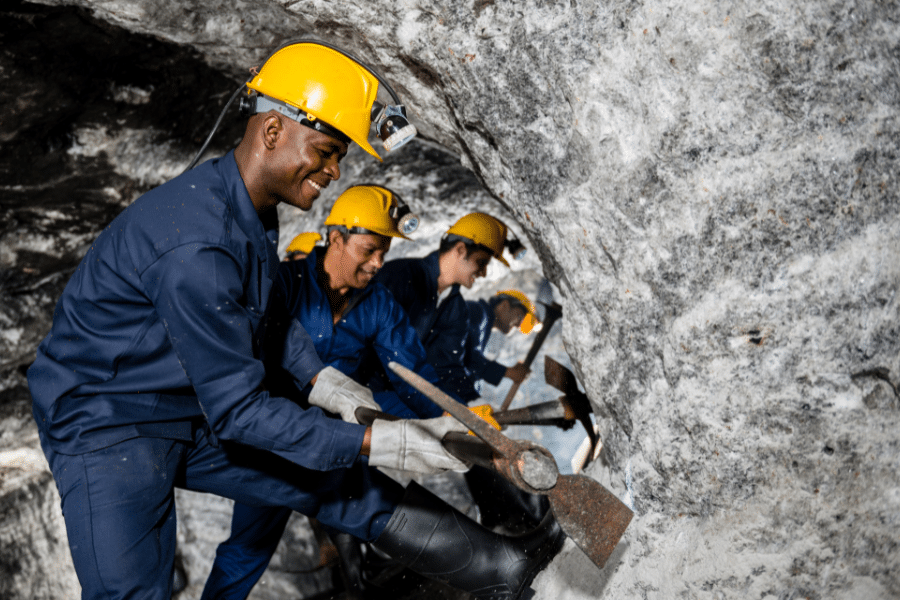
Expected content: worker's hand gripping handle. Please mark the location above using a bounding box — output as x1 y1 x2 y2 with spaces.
354 407 496 470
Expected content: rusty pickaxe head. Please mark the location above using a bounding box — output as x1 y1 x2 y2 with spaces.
385 361 633 570
544 356 599 464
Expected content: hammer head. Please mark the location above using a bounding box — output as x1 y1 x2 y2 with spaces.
544 356 600 462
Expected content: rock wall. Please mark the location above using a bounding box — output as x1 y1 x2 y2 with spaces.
3 0 899 598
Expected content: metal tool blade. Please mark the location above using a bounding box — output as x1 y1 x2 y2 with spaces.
549 474 634 569
543 356 600 465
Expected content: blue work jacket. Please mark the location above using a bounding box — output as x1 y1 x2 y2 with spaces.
270 249 444 419
464 298 507 391
373 251 476 402
28 151 363 471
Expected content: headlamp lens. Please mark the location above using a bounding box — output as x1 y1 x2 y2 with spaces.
398 213 419 235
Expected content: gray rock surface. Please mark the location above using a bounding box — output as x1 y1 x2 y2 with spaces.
2 0 899 598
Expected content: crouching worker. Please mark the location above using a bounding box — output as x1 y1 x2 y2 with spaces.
463 289 540 399
202 186 562 599
374 217 552 534
27 40 560 600
373 212 518 403
463 290 551 532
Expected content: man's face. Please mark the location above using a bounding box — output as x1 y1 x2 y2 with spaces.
494 300 527 335
328 232 392 289
267 118 348 211
453 246 492 289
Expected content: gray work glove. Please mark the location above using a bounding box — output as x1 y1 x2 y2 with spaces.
308 366 380 424
368 416 471 475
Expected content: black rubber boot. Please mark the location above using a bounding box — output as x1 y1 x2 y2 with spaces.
372 482 565 600
331 531 364 600
465 465 551 533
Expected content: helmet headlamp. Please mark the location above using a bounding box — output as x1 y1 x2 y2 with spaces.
387 189 420 235
371 102 418 152
506 237 527 260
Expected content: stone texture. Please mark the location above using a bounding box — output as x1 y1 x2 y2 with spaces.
2 0 900 598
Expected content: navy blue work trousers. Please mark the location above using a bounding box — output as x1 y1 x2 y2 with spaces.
41 425 403 600
201 394 416 600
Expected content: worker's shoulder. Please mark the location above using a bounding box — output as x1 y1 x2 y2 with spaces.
121 158 254 261
362 280 400 308
129 165 229 232
378 255 429 282
380 255 425 271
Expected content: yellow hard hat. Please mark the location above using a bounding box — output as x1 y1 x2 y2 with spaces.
286 232 322 255
246 43 382 160
324 185 412 240
445 213 510 267
497 290 539 334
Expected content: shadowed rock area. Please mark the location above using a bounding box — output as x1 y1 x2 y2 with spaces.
1 0 899 598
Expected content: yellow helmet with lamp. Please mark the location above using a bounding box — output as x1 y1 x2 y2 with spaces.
184 39 417 170
324 185 419 240
244 43 381 160
443 213 528 267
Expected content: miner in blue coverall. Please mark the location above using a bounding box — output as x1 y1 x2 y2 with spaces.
27 41 561 600
371 212 528 403
461 290 540 400
372 212 552 533
202 185 513 599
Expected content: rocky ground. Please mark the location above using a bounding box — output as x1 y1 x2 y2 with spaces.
2 0 899 598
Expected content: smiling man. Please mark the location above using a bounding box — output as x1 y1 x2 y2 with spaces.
26 42 448 599
203 185 491 599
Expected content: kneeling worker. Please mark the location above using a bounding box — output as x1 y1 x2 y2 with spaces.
374 218 552 533
203 186 559 599
464 290 551 532
28 40 559 600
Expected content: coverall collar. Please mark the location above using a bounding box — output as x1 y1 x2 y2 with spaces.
219 150 279 267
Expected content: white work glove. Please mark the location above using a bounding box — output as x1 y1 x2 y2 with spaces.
368 416 471 475
308 366 379 424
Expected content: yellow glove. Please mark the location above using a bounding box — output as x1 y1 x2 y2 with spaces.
468 404 501 436
442 404 501 435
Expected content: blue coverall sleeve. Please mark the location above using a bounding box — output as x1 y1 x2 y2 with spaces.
142 244 363 471
371 294 445 419
465 338 507 387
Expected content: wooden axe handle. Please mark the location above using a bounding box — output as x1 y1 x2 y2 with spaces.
500 303 562 411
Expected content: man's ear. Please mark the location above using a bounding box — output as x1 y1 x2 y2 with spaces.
454 240 468 259
328 229 343 248
262 114 285 150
